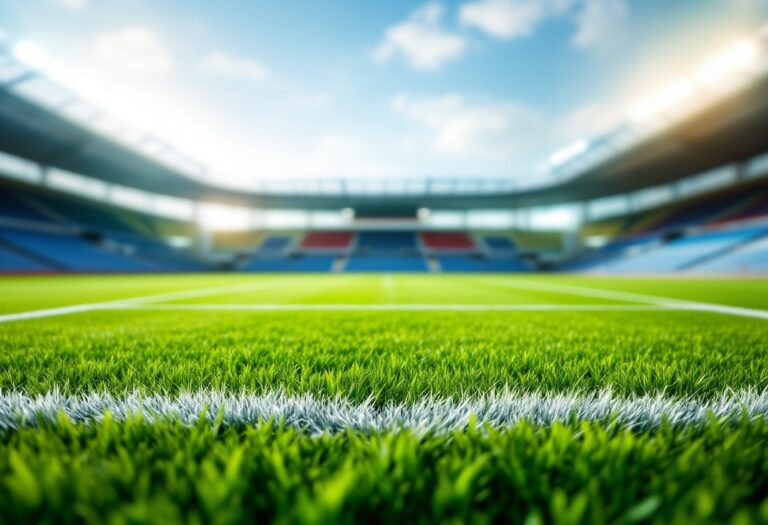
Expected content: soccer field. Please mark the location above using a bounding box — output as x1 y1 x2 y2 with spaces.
1 274 768 524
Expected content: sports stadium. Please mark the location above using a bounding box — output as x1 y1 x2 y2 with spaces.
1 1 768 523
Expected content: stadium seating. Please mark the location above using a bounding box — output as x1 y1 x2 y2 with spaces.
0 243 52 272
421 232 475 250
689 235 768 274
0 228 154 272
0 191 56 224
714 195 768 225
438 255 529 272
599 225 768 273
33 193 136 233
356 232 417 255
639 192 751 234
483 236 516 250
106 233 208 271
300 232 354 250
258 236 293 253
345 256 428 272
242 255 336 272
558 236 659 272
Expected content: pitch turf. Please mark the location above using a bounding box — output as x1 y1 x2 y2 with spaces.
1 274 767 524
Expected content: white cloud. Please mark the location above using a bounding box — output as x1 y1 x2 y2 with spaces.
572 0 628 49
198 52 269 82
391 93 543 157
53 0 87 10
459 0 627 49
373 3 467 71
459 0 546 39
94 27 172 74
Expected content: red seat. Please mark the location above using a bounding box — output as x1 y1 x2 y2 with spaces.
300 232 354 249
421 232 476 249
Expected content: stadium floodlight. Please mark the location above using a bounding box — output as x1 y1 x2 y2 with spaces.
629 78 694 122
629 38 760 124
199 203 252 231
695 39 759 88
548 139 588 168
529 205 580 230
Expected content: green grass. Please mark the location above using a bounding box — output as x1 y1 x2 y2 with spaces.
3 417 768 525
1 274 767 524
2 310 767 400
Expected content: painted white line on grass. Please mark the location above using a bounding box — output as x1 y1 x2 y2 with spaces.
1 389 766 433
121 303 675 312
490 278 768 321
0 278 302 324
0 304 102 323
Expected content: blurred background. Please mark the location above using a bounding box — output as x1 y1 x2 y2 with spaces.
1 0 768 273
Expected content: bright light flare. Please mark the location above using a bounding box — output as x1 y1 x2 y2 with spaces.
629 38 761 123
629 78 694 122
549 139 589 167
12 40 52 71
695 39 758 87
198 204 252 231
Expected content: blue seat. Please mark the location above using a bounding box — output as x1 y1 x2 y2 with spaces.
242 255 335 272
345 256 427 272
356 232 417 255
438 255 529 272
0 229 153 272
107 233 208 271
484 237 516 250
0 245 52 272
690 236 768 274
602 226 768 273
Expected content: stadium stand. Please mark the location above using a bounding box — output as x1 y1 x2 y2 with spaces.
483 236 516 251
242 255 336 272
356 231 418 255
257 236 293 254
438 254 529 272
0 191 58 224
558 236 661 272
345 256 428 272
0 242 52 272
105 233 208 272
0 228 154 272
300 232 354 250
421 232 476 250
690 235 768 274
634 192 752 235
594 224 768 273
714 194 768 225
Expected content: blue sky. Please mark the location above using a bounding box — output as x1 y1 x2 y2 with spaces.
0 0 766 187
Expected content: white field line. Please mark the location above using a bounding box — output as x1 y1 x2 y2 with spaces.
0 278 302 324
382 274 395 304
1 389 766 433
489 278 768 321
121 304 676 312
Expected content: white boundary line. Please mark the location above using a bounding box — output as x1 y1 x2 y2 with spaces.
487 278 768 321
1 276 767 322
0 278 301 324
2 389 767 433
121 304 676 312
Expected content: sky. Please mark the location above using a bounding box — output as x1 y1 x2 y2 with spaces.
0 0 766 189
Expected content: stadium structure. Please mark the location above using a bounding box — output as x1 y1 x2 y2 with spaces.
1 34 768 276
4 13 768 524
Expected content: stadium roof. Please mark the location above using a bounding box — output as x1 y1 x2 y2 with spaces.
1 35 768 210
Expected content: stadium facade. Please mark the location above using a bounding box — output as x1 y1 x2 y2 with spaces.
1 34 768 274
